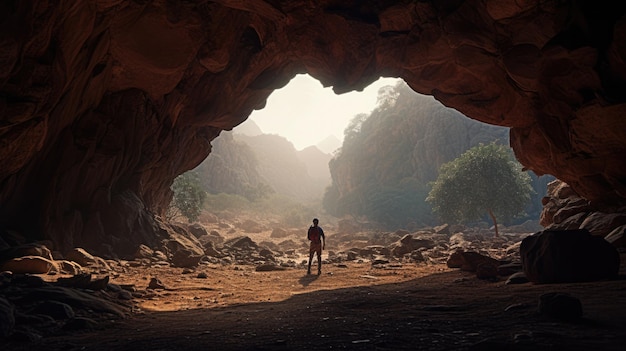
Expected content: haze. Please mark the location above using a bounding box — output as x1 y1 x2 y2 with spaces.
246 74 401 151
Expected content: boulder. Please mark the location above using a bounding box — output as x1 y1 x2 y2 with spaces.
0 256 57 274
520 229 620 283
446 250 502 272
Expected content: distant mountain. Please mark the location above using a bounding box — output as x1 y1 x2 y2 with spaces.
297 146 332 182
194 131 263 196
235 134 328 201
234 119 264 136
316 134 341 154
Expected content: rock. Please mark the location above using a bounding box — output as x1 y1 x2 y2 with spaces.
520 229 620 283
0 243 53 262
0 256 57 274
390 234 435 257
605 225 626 247
56 273 94 289
148 277 166 290
255 264 286 272
476 263 498 280
134 244 154 260
270 228 289 238
433 224 450 235
65 248 99 267
538 292 583 321
0 297 15 337
505 272 529 285
63 317 99 331
31 301 75 320
580 211 626 237
56 260 83 275
497 262 522 276
224 236 258 250
187 223 209 238
446 250 503 272
171 249 203 268
238 219 263 233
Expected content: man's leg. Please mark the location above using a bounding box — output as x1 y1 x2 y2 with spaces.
307 251 313 274
316 251 322 275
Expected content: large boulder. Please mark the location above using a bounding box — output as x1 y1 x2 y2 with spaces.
520 229 620 284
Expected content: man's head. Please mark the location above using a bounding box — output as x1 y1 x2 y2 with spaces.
313 218 319 225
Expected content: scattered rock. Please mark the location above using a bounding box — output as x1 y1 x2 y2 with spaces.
538 292 583 321
505 272 529 285
521 229 620 283
148 277 166 290
255 264 286 272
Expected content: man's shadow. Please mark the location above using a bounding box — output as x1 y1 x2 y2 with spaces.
298 273 319 287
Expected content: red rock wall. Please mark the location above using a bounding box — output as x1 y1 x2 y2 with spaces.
1 1 625 255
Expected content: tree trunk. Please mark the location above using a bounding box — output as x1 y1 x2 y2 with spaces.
487 208 499 237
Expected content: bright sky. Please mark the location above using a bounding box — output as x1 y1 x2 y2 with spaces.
246 74 401 150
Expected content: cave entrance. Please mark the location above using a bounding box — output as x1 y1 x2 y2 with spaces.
246 73 401 152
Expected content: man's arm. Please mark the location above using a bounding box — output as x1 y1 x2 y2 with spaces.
321 229 325 249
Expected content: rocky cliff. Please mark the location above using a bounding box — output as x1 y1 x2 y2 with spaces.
1 1 625 255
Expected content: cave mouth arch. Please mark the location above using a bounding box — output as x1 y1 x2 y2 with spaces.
245 73 402 151
0 1 625 257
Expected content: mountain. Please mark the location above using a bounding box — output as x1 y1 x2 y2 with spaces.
234 119 264 136
193 131 263 196
297 146 332 182
316 134 341 154
234 134 327 201
323 81 550 228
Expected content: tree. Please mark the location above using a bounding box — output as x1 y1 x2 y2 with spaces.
426 142 533 237
167 171 207 223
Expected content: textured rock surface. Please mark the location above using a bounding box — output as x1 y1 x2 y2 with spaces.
1 1 626 255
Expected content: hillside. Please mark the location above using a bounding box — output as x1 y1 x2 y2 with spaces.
324 81 551 228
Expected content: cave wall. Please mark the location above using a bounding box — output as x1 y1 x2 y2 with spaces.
1 1 625 256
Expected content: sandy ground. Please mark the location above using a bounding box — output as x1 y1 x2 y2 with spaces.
5 255 626 351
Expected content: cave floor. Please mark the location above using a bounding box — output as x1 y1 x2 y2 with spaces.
5 259 626 351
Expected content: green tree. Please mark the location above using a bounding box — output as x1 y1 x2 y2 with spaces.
167 171 207 223
426 143 533 237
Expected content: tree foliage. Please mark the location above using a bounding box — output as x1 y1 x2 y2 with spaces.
426 142 533 236
167 171 207 223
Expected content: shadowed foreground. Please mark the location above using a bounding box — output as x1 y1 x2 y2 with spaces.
5 262 626 351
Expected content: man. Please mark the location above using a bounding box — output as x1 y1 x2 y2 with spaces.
307 218 325 275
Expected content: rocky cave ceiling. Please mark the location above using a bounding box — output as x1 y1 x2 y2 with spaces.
0 0 625 255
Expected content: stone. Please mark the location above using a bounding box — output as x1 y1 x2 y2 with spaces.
505 272 529 285
605 225 626 247
538 292 583 321
520 229 620 284
171 249 203 268
270 228 289 238
0 256 57 274
65 248 98 267
187 223 209 238
31 301 75 320
446 250 502 272
148 277 166 290
134 244 154 260
0 297 15 337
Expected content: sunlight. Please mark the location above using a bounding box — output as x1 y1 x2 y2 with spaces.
245 74 401 151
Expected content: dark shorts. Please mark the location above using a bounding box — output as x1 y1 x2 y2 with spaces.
309 241 322 256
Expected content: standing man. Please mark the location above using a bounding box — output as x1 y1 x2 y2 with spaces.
307 218 325 275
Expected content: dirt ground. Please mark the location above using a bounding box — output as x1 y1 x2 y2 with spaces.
5 255 626 351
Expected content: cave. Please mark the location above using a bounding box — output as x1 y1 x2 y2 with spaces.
1 1 626 256
2 1 626 349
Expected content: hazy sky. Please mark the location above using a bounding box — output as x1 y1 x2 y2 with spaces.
244 74 401 150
